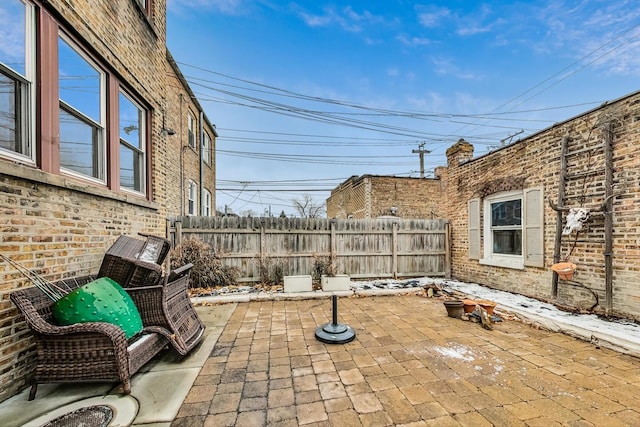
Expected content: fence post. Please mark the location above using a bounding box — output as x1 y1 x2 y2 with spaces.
392 222 398 279
260 222 266 263
330 220 336 265
175 220 182 246
445 221 451 278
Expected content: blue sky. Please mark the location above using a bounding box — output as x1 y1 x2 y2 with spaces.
166 1 640 217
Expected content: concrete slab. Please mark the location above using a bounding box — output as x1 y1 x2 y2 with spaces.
129 367 200 424
0 302 236 427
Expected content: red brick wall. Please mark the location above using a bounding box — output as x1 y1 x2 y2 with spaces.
327 175 444 219
443 94 640 320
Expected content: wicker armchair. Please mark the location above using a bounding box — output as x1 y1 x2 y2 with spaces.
97 234 205 355
10 277 169 400
123 263 205 355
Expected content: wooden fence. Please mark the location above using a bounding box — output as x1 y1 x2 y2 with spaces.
167 216 450 283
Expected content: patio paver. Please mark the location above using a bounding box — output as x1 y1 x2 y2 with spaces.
173 295 640 426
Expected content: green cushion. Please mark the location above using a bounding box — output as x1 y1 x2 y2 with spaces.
53 277 143 339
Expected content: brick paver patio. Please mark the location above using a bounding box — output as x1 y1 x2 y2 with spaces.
173 295 640 426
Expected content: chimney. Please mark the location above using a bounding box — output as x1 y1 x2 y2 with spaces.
446 138 474 167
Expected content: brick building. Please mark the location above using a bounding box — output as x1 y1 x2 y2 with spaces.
443 91 640 321
326 175 444 219
327 90 640 323
0 0 215 401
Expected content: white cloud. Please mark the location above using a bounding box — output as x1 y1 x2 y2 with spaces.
292 4 385 33
432 57 480 80
167 0 246 15
416 6 451 28
396 34 431 46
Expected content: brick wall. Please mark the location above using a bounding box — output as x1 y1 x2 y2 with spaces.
443 92 640 320
0 0 205 402
164 55 217 217
327 175 444 219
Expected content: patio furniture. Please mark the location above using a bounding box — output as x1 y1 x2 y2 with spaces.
97 234 171 288
122 263 205 355
96 234 205 355
10 277 169 400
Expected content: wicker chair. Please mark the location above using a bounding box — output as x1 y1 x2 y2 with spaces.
97 234 205 355
123 263 205 355
10 277 169 400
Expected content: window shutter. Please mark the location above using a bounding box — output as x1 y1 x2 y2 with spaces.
468 198 480 260
523 187 544 267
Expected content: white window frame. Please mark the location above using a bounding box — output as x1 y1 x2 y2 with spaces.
119 90 146 194
0 0 35 163
188 180 197 215
202 131 211 165
187 112 195 149
202 188 211 216
480 190 524 269
58 34 106 183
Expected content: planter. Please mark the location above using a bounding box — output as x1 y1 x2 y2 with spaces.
551 262 576 280
283 275 313 293
477 299 496 315
462 299 478 313
443 300 464 319
321 274 351 291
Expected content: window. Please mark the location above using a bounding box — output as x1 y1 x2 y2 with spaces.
489 195 522 256
119 91 146 193
0 0 34 160
202 131 211 165
469 188 543 269
187 112 195 149
202 188 211 216
188 180 197 215
135 0 151 16
58 35 105 181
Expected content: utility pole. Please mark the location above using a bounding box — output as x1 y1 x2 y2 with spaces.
412 142 430 178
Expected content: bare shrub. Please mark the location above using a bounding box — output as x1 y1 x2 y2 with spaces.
311 254 337 283
170 237 238 288
258 257 287 286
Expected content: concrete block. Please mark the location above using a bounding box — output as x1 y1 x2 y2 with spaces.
321 275 351 291
284 275 312 293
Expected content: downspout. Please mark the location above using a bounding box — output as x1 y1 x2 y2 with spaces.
199 110 204 216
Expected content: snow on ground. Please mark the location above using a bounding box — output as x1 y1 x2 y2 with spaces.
414 277 640 358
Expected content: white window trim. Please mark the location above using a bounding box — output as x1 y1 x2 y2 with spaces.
479 190 524 270
119 90 146 195
0 2 36 163
202 188 211 216
188 180 197 215
202 131 211 165
187 112 196 149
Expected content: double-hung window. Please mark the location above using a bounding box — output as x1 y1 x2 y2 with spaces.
202 131 211 165
119 91 146 193
188 180 197 215
469 188 543 269
187 112 195 149
488 192 522 257
0 0 34 160
58 35 105 181
202 188 211 216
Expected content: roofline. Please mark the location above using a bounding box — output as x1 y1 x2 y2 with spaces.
467 88 640 163
166 50 218 137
